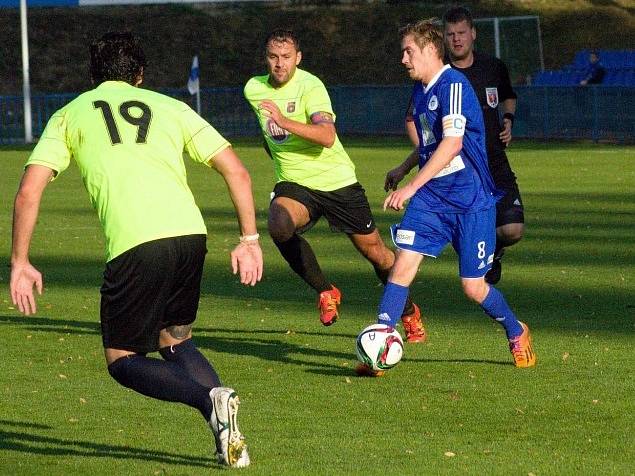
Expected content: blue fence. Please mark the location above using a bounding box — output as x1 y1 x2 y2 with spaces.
1 85 633 145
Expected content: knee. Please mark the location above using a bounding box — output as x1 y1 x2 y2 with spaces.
497 224 524 246
355 234 394 269
462 279 489 303
366 242 393 267
268 213 295 243
107 355 131 383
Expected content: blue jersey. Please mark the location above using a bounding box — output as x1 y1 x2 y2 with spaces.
410 65 501 213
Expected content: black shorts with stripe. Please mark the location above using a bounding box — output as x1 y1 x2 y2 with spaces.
489 150 525 227
100 234 207 354
272 181 376 235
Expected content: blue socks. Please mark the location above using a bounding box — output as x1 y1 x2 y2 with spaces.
480 286 523 339
377 282 410 328
377 281 522 339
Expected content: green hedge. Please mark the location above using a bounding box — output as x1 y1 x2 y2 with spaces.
0 2 633 94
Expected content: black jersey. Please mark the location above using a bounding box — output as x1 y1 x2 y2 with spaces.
449 51 517 156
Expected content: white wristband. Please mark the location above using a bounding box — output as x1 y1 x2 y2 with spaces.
239 233 260 243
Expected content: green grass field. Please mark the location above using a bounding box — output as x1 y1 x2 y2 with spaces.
0 139 633 475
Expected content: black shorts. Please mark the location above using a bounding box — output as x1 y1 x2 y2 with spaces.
495 182 525 227
100 234 207 354
488 150 525 227
272 181 376 235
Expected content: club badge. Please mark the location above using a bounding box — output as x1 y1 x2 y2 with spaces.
486 87 499 108
428 95 438 111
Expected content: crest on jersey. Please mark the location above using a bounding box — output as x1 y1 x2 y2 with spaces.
266 119 290 144
287 102 296 113
486 87 499 108
428 95 438 111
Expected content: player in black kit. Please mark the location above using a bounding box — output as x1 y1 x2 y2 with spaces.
403 6 524 284
442 6 523 284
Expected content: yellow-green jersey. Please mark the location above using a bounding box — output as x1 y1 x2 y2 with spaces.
26 81 230 261
244 68 357 191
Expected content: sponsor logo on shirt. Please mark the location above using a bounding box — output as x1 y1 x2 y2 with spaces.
433 155 466 178
266 119 290 144
486 87 499 108
287 102 296 113
395 229 415 245
419 113 436 147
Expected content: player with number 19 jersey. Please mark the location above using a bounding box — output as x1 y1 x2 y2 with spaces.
26 81 230 261
409 64 501 213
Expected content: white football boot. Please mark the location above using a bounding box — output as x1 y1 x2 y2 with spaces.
209 387 250 468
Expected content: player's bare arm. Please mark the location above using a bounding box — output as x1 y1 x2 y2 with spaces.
10 164 54 315
258 99 336 148
385 148 420 191
209 146 263 286
499 98 516 145
384 136 462 211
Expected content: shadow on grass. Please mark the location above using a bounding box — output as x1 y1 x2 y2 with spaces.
0 314 100 335
0 420 211 467
306 357 512 377
0 314 516 374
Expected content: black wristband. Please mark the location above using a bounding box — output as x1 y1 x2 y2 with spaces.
503 112 515 126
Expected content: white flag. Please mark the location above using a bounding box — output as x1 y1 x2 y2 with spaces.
187 55 199 95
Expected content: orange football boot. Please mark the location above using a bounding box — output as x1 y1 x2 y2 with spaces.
401 304 426 343
355 363 385 377
318 285 341 326
508 322 536 368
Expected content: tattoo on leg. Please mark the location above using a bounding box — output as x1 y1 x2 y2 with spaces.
166 324 192 340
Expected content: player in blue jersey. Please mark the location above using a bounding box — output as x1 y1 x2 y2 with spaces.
358 19 535 375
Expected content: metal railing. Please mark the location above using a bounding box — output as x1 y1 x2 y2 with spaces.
1 86 633 145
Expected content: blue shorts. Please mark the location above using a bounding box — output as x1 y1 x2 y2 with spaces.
390 207 496 278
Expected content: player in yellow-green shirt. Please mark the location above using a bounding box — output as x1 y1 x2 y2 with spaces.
10 32 258 468
244 29 422 339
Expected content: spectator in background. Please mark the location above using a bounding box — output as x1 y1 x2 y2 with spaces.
580 50 605 85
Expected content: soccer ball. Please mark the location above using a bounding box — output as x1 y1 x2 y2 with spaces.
355 324 404 372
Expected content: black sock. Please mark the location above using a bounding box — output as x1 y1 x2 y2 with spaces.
274 234 331 293
494 242 506 260
372 264 415 316
108 354 213 421
159 339 221 389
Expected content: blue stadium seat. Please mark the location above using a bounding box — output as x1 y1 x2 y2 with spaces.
532 49 635 87
531 71 547 85
574 50 590 68
603 70 620 85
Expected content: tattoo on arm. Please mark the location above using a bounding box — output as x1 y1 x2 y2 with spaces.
166 324 192 340
310 111 334 125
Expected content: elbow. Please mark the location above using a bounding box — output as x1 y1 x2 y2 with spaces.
321 133 336 148
15 186 42 207
234 164 253 189
323 138 336 148
233 165 252 187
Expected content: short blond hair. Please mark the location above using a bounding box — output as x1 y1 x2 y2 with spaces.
399 18 444 60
